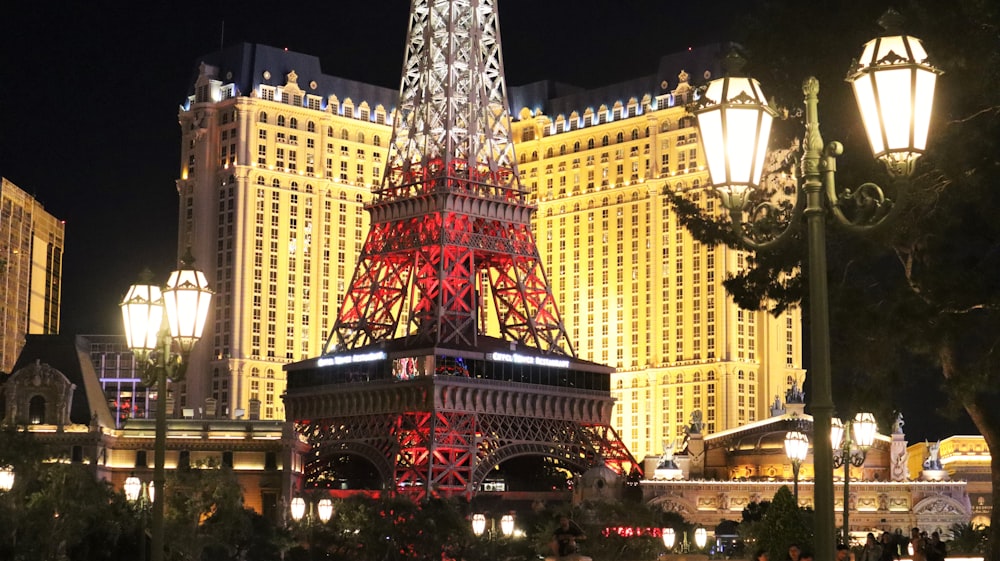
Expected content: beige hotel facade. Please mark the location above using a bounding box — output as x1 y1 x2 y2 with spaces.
176 43 803 460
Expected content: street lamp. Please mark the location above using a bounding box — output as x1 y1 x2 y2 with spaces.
124 474 154 561
693 527 708 550
290 495 334 524
662 527 676 551
831 412 877 545
471 513 487 537
692 10 939 561
0 466 13 492
499 513 515 538
784 431 809 505
120 251 213 561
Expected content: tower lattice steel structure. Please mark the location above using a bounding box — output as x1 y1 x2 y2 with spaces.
327 0 571 356
285 0 636 500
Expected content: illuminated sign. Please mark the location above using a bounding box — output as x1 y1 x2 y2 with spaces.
488 352 570 369
317 351 387 367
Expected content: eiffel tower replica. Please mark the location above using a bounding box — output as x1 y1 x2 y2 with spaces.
284 0 637 499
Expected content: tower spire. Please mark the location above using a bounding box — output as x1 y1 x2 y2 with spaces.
329 0 573 356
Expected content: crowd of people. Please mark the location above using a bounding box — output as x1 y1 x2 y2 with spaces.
751 528 947 561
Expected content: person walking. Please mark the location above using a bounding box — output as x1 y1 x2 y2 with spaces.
860 533 882 561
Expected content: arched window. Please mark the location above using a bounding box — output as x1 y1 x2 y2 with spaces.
29 395 46 425
305 184 314 193
546 148 553 158
616 132 624 143
277 115 286 127
307 121 316 132
373 135 381 147
356 194 364 202
289 117 298 129
661 120 671 132
251 367 260 377
266 368 275 378
256 176 265 185
602 135 609 147
587 138 595 149
341 129 349 140
272 179 280 188
327 126 334 137
559 145 566 155
631 129 639 140
259 112 268 124
357 132 365 143
573 141 580 152
290 181 299 191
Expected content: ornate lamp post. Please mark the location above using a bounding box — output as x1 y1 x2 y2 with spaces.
124 474 154 561
692 11 939 561
831 412 877 545
120 251 213 561
784 431 809 505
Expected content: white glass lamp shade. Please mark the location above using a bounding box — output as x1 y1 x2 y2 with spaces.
120 280 164 353
784 431 809 463
831 417 845 450
147 481 155 504
847 14 940 175
662 527 676 549
471 513 487 536
695 70 776 210
694 527 708 549
500 514 515 537
163 258 213 354
853 412 878 449
0 465 14 492
290 496 306 521
124 476 142 502
317 498 334 523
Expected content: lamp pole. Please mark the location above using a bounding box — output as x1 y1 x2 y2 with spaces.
785 431 809 505
691 11 940 561
120 251 213 561
831 413 877 545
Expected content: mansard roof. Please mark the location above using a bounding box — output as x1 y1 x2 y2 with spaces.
508 43 731 118
186 42 398 111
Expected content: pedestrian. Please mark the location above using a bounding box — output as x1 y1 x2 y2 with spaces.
787 544 802 561
755 548 770 561
836 544 852 561
860 532 882 561
878 532 898 561
909 528 928 561
926 531 946 561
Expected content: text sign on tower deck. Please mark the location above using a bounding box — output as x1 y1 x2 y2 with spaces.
488 352 570 369
317 351 387 367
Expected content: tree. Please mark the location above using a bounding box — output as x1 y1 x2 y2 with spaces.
669 0 1000 556
163 459 288 560
739 487 813 556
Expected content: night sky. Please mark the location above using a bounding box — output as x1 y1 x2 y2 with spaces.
0 1 975 441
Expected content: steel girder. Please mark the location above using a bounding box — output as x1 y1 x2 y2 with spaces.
298 408 636 499
327 0 573 357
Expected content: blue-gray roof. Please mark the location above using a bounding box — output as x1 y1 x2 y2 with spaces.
508 43 731 118
187 43 398 111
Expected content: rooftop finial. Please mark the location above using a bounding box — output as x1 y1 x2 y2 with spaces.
878 8 904 34
722 49 747 76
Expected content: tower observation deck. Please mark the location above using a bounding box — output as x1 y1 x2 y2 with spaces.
284 0 637 499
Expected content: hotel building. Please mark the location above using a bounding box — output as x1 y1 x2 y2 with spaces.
0 177 64 374
176 43 803 459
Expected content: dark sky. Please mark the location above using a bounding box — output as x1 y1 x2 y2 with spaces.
0 1 975 442
0 0 734 337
